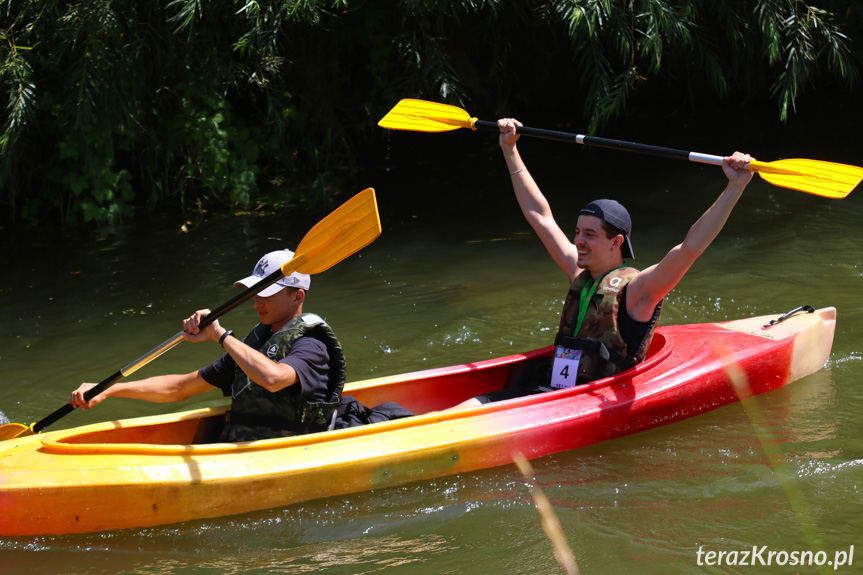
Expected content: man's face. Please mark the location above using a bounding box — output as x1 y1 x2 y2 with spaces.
253 288 301 329
574 215 619 270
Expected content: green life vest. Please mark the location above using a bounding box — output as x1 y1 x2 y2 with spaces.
554 267 661 383
223 313 346 442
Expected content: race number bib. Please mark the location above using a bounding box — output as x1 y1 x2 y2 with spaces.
551 346 582 389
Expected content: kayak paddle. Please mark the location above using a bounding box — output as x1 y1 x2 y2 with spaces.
0 188 382 441
378 99 862 199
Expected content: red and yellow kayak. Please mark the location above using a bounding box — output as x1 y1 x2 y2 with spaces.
0 307 836 536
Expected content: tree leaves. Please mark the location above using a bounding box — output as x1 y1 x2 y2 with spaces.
0 0 860 228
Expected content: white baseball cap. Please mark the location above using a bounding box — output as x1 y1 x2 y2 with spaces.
234 249 311 296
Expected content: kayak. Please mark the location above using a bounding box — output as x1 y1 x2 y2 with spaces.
0 306 836 536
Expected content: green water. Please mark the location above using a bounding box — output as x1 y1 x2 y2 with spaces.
1 107 862 574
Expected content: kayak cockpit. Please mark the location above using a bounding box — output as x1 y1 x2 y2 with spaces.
39 407 234 454
39 333 672 455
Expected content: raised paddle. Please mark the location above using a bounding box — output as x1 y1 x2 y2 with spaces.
0 188 382 441
378 99 863 199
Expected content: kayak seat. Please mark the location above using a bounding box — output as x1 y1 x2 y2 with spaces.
500 355 552 391
191 413 227 444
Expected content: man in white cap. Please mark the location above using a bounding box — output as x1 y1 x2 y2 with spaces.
70 249 346 442
453 118 755 408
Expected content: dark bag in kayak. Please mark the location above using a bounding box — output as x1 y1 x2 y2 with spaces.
333 395 414 429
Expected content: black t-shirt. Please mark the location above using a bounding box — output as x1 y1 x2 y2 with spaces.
198 323 331 402
618 284 659 356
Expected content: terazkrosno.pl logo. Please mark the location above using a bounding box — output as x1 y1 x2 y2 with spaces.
696 545 854 570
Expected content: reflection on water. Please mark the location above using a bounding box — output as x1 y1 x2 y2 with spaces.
2 110 863 574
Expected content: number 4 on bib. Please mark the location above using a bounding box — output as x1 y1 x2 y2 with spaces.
551 346 582 389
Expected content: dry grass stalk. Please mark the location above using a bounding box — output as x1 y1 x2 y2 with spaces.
513 452 580 575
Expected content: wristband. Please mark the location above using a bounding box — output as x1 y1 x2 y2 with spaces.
218 329 234 348
510 167 526 176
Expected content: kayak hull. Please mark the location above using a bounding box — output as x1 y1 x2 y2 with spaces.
0 307 836 535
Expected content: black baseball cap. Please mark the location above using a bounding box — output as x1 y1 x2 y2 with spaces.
580 199 634 259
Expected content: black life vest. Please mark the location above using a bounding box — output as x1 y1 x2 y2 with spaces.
223 313 346 442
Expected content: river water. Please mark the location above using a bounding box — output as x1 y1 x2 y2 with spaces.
1 101 862 574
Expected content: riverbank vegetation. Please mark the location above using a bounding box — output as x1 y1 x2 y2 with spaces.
1 1 860 227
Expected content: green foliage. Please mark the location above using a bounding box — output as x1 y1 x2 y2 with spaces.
551 0 861 130
53 124 135 224
175 94 260 209
757 0 859 120
0 34 34 155
0 1 860 228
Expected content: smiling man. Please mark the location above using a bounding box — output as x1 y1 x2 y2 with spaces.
453 118 755 408
70 250 346 442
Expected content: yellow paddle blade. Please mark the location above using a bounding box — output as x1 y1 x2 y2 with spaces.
0 423 34 441
378 99 476 133
282 188 381 276
750 158 863 199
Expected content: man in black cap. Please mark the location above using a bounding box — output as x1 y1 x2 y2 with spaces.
453 118 755 407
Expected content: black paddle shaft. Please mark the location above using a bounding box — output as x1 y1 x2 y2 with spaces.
33 267 287 433
472 119 692 162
